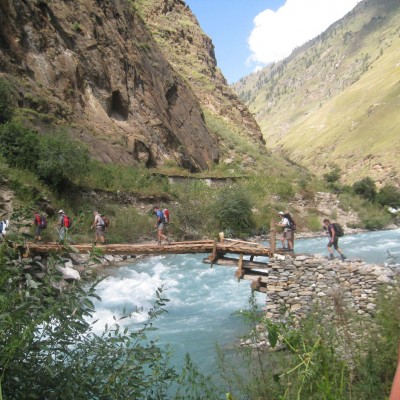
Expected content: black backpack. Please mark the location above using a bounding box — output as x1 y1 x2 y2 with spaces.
332 223 344 237
284 213 296 231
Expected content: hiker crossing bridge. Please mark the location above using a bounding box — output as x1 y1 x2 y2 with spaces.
26 220 285 292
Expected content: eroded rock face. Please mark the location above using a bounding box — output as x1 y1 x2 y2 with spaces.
0 0 219 171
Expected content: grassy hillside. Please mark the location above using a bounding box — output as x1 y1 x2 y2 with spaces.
234 0 400 185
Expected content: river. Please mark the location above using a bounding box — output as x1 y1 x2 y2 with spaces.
90 229 400 380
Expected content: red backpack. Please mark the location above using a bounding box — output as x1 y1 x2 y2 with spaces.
63 215 72 228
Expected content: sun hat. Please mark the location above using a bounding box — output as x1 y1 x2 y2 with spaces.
278 211 284 215
58 209 64 214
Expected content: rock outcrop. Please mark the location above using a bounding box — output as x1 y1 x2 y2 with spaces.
0 0 221 171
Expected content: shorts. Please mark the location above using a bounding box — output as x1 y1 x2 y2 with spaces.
327 237 339 250
96 226 104 236
157 223 164 231
35 225 43 236
284 230 293 240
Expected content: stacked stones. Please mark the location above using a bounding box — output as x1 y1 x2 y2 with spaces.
264 253 397 321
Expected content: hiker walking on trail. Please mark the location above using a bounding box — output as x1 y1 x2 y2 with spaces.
154 206 168 245
58 210 71 242
91 210 105 245
323 218 347 261
277 211 294 251
33 211 46 241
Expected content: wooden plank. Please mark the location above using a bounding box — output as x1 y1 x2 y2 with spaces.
224 238 263 247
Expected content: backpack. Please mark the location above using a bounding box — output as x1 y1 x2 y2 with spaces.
284 213 296 231
40 215 47 229
62 215 72 228
102 216 110 228
162 208 170 224
332 223 344 237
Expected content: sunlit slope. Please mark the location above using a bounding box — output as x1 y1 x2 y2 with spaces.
235 0 400 184
280 42 400 184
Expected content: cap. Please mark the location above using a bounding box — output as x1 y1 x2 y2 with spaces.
58 209 64 214
278 211 284 215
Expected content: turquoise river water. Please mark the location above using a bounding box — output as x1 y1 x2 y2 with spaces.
90 229 400 379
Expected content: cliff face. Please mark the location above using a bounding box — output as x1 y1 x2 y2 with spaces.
0 0 220 171
136 0 264 146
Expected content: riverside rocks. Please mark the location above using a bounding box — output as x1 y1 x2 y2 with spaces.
263 253 398 321
21 253 140 290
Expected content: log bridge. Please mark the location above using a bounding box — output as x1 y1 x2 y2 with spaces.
27 221 284 292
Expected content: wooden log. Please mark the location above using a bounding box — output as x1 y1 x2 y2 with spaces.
236 254 244 281
270 218 276 255
210 240 218 267
203 257 268 269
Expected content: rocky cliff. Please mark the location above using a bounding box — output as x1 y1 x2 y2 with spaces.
0 0 266 172
135 0 264 146
0 0 221 171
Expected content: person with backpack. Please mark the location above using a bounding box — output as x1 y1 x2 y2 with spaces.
58 209 71 242
323 218 347 261
0 218 9 241
277 211 295 251
154 206 169 245
91 210 106 245
32 211 46 241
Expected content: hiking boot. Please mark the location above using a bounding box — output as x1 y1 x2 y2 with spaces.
158 240 162 245
341 254 347 261
329 254 334 260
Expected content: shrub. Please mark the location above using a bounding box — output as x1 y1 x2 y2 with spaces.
0 78 13 123
0 237 220 399
0 121 39 170
323 164 341 185
214 187 255 237
36 131 90 189
377 184 400 208
353 177 377 201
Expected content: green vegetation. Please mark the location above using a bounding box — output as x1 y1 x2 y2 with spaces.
0 235 221 399
220 282 400 400
0 79 13 123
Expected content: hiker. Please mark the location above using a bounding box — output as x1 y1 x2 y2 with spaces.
0 218 9 241
154 206 168 245
322 218 347 260
277 211 294 251
91 210 105 245
58 209 71 242
33 211 45 241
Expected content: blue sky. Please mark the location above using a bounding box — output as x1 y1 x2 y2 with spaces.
185 0 360 84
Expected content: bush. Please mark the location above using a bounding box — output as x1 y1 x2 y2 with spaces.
377 184 400 208
353 177 377 201
36 131 90 189
323 164 341 185
214 187 255 237
0 78 13 123
0 237 220 399
0 120 39 170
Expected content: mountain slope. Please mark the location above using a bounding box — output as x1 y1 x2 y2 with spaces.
134 0 276 171
234 0 400 185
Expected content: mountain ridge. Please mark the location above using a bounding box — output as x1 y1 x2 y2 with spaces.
234 0 400 185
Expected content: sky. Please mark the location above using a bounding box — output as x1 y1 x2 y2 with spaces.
185 0 360 83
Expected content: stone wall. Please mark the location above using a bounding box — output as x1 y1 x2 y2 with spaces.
264 253 397 321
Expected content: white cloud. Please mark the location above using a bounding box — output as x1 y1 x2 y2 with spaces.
248 0 360 66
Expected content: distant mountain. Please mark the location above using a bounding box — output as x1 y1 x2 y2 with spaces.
234 0 400 185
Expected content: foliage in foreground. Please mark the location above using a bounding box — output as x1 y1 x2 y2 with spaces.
0 239 221 399
220 284 400 400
